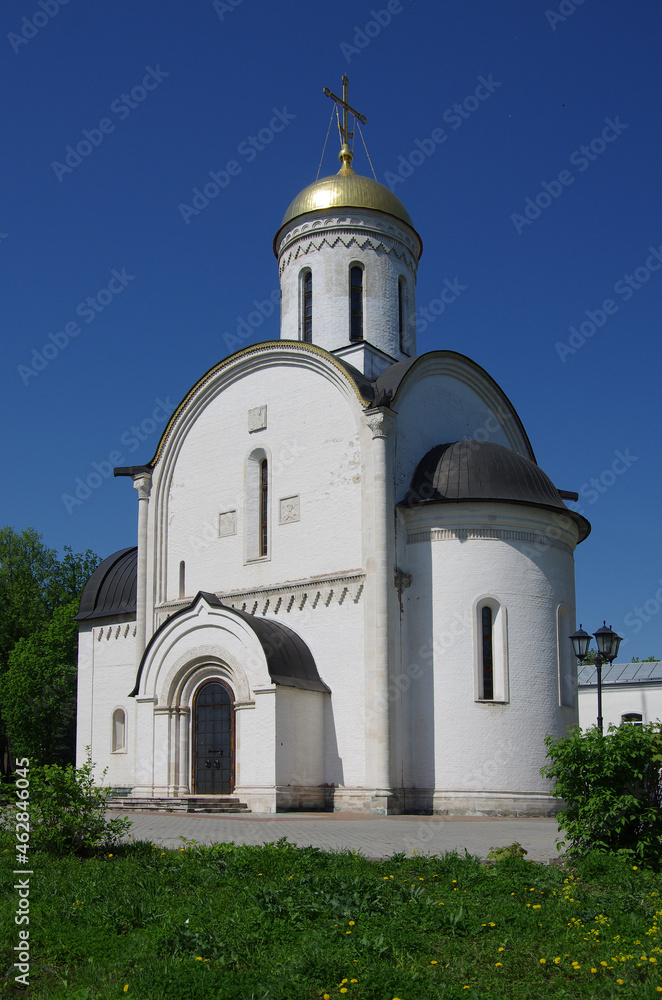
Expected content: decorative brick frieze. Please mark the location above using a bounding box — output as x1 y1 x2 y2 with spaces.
278 230 416 278
406 526 573 554
95 623 137 641
155 571 366 623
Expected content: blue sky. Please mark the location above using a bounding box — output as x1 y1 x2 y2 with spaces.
2 0 661 659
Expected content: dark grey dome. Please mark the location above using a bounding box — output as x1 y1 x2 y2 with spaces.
73 547 137 621
404 441 590 542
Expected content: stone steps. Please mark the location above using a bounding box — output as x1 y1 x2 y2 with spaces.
106 795 251 814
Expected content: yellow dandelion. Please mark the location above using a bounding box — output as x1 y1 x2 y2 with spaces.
349 920 355 926
495 962 503 967
350 980 358 984
340 990 348 995
591 968 597 973
498 947 504 952
617 980 624 985
324 995 330 999
108 853 113 857
431 960 437 964
196 956 202 961
539 958 546 964
633 866 638 870
123 988 129 994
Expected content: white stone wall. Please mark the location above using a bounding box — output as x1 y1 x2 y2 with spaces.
276 210 420 358
149 348 365 612
398 501 579 814
75 619 137 789
578 683 662 730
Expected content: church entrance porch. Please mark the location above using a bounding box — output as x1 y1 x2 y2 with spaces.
192 679 234 795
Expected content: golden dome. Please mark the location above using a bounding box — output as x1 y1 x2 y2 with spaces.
280 160 415 230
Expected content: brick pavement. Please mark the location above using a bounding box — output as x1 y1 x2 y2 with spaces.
109 811 563 863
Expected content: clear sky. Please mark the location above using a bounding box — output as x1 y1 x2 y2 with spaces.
2 0 661 659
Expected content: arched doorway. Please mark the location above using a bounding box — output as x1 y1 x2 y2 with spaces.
192 679 234 794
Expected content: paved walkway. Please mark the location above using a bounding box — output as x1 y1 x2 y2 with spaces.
109 811 563 863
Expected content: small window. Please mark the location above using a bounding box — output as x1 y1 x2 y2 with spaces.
621 712 643 726
259 458 268 557
179 561 185 600
112 709 126 752
350 265 363 341
398 276 406 353
246 448 270 561
475 598 508 702
557 604 573 708
481 606 494 700
301 269 312 342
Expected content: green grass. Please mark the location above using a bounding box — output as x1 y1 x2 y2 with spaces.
1 833 661 999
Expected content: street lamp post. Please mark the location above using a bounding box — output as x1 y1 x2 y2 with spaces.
570 622 623 734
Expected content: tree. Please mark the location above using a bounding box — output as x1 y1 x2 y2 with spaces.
542 723 662 867
0 601 79 766
0 528 99 670
0 528 100 772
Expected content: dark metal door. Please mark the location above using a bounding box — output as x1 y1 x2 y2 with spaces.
193 680 234 794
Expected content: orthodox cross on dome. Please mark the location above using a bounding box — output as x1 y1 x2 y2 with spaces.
323 75 367 150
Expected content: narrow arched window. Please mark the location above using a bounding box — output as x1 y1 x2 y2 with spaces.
481 606 494 700
350 266 363 341
178 561 185 600
398 277 405 353
112 708 126 752
259 458 268 556
301 269 312 342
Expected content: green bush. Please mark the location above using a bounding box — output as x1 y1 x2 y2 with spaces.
1 753 132 854
541 722 662 867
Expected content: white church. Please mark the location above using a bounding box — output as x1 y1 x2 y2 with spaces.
75 80 590 816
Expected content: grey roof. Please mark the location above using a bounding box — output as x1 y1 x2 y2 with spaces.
130 591 330 697
578 661 662 686
402 440 591 542
73 547 137 622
